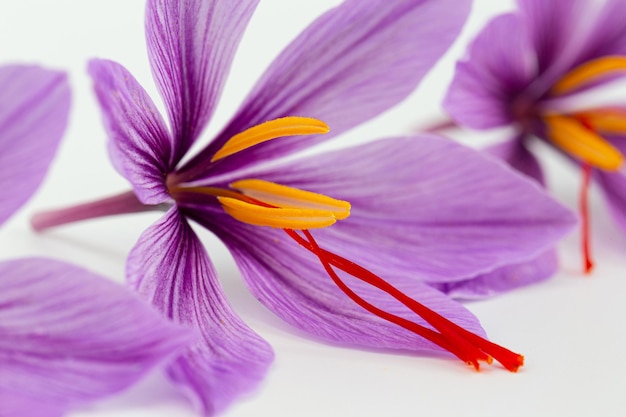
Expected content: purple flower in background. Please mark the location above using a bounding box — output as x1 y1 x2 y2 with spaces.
0 65 191 417
33 0 575 414
445 0 626 273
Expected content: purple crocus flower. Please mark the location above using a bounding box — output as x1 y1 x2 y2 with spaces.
0 65 191 417
33 0 575 414
445 0 626 273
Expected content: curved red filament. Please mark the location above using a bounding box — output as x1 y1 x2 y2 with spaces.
285 229 524 372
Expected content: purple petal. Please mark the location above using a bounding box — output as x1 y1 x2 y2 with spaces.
0 65 70 226
145 0 259 161
240 135 576 283
127 208 273 416
189 209 486 354
0 258 191 416
595 135 626 232
517 0 588 75
180 0 471 180
444 13 535 129
88 59 172 205
515 0 626 86
597 169 626 232
0 391 63 417
577 0 626 60
486 136 545 185
432 250 558 300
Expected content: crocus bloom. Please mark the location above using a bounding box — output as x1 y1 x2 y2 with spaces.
33 0 575 414
0 65 191 417
445 0 626 273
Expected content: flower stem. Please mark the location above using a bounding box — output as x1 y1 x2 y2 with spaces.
31 191 168 232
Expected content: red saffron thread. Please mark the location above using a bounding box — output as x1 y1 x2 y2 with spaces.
285 228 524 372
580 163 594 274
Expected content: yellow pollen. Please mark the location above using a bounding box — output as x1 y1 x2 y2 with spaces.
231 179 351 220
552 56 626 95
211 116 330 162
173 180 351 229
218 196 339 229
575 109 626 134
544 114 624 171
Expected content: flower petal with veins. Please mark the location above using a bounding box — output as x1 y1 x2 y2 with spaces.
0 258 192 417
127 208 274 416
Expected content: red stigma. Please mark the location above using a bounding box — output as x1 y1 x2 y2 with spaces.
580 163 594 274
285 229 524 372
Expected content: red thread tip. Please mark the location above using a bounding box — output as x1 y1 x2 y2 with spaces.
580 163 594 276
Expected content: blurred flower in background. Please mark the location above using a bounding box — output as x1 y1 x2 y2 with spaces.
445 0 626 273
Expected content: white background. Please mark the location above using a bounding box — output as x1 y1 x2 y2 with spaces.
1 1 626 416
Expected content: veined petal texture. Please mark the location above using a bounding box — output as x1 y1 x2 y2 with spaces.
0 258 191 417
146 0 259 160
127 208 273 416
0 65 70 226
88 59 172 204
434 250 558 300
181 0 472 179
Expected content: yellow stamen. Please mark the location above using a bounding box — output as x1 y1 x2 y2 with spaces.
171 180 351 229
212 117 330 162
552 56 626 95
576 109 626 134
231 179 351 220
544 114 623 171
218 196 338 229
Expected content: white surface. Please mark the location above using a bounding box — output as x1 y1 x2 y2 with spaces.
2 1 625 416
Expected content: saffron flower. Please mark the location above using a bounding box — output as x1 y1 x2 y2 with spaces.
34 0 575 414
444 0 626 273
0 65 191 417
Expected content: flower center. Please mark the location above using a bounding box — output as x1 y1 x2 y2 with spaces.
171 116 349 229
